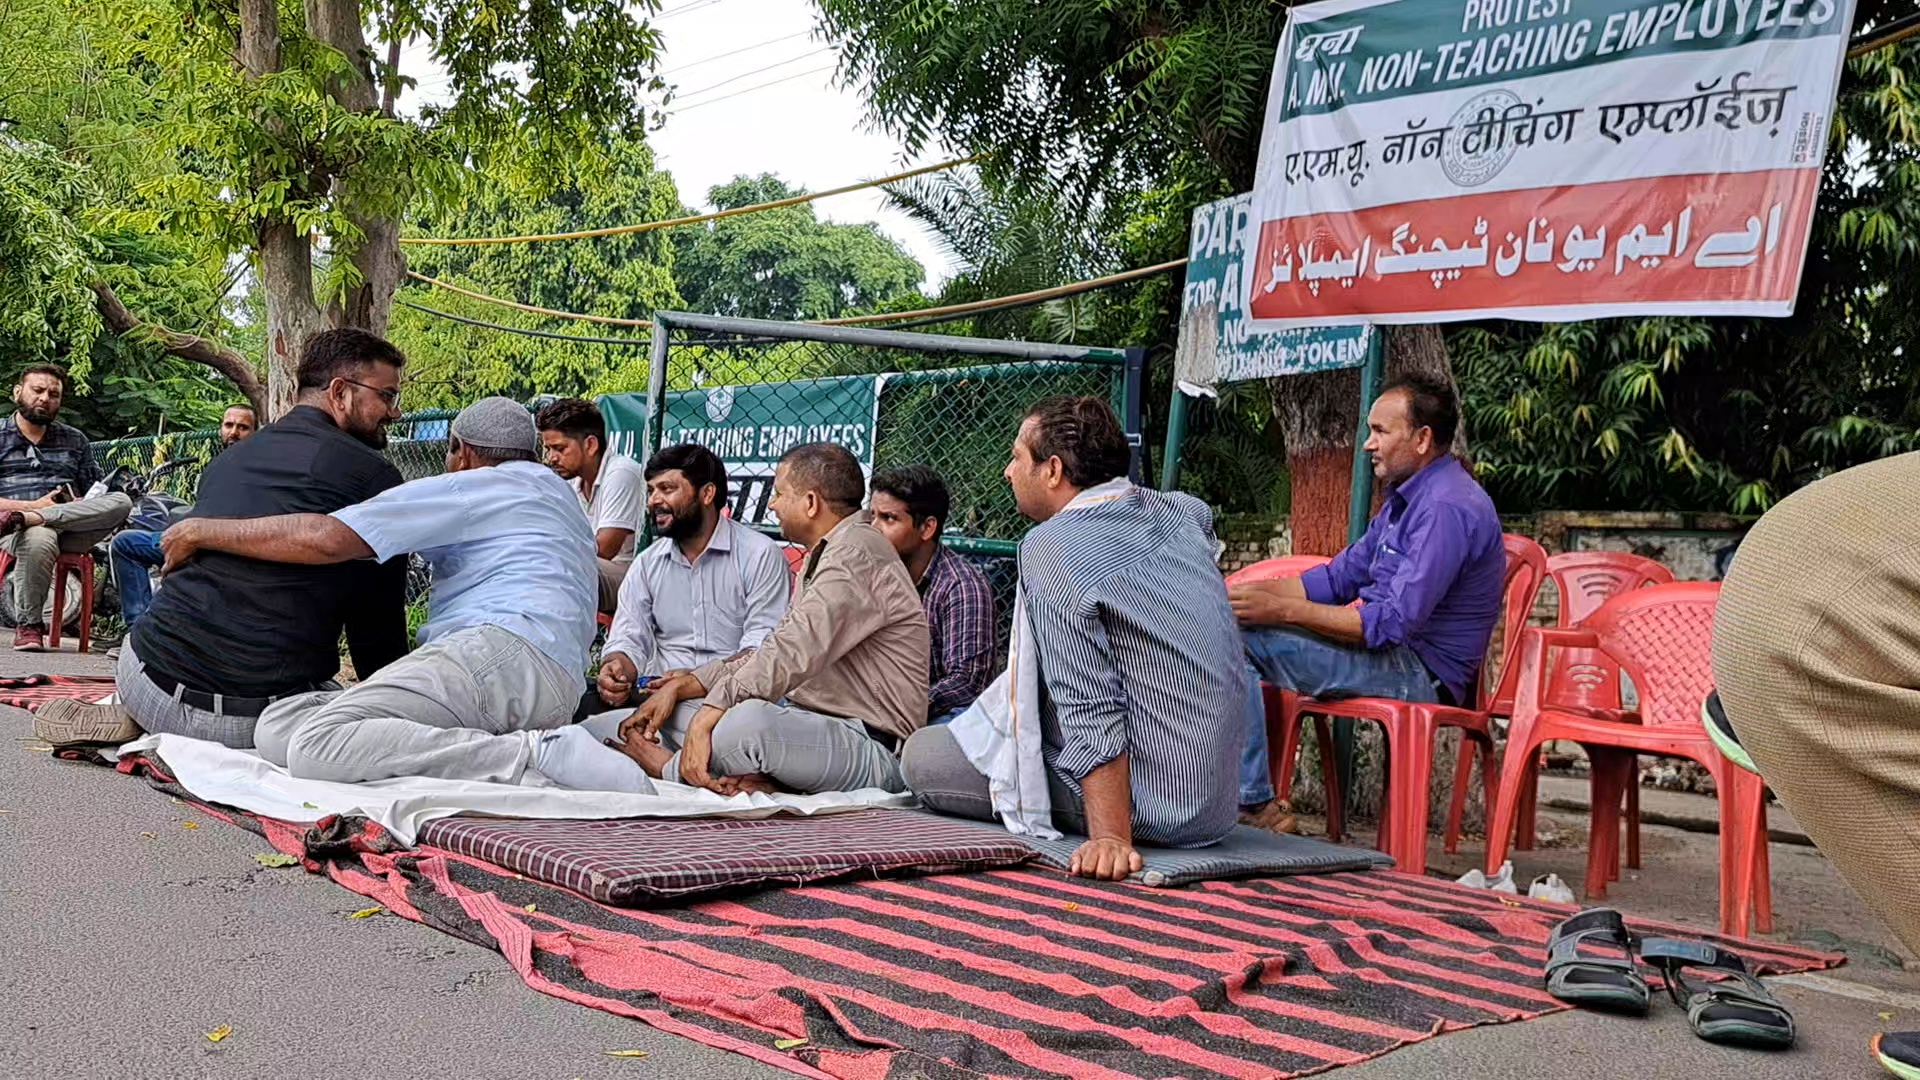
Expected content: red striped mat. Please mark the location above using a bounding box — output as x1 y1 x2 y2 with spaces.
105 753 1841 1080
0 674 115 712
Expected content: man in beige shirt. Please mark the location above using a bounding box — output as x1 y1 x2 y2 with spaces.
606 442 930 795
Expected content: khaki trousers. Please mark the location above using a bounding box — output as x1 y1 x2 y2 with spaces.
1715 451 1920 955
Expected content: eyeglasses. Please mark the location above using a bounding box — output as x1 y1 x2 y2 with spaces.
339 378 402 409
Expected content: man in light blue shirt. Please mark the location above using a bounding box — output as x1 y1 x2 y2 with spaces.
161 397 639 791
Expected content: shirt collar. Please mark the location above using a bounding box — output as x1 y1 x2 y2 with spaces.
708 515 737 553
1388 454 1459 507
918 543 951 594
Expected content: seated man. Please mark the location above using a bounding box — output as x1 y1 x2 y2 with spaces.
902 396 1247 880
604 442 930 796
591 442 790 714
1231 375 1504 830
536 397 646 614
110 403 258 634
35 332 411 750
156 397 618 789
868 465 995 724
0 363 133 651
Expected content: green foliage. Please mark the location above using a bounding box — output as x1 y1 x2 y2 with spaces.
1455 41 1920 515
0 143 104 377
390 137 682 408
671 175 925 322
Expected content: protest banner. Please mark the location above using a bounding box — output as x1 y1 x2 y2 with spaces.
1244 0 1856 326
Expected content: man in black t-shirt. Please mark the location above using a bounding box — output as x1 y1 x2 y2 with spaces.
33 330 411 750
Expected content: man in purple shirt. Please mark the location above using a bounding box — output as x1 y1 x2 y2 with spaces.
869 465 997 723
1230 375 1504 830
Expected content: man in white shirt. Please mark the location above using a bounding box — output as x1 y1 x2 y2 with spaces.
590 444 790 734
536 397 647 614
159 397 636 791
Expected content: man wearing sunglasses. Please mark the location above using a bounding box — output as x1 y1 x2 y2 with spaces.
0 363 133 651
34 329 412 751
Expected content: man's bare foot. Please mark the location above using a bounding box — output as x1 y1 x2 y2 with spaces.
605 733 673 778
729 773 780 795
1239 798 1298 835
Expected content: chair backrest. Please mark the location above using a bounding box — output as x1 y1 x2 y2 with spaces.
1482 534 1550 713
1583 581 1720 730
1546 550 1675 627
1224 554 1331 586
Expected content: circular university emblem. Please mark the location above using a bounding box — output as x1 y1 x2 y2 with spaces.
704 386 735 424
1441 89 1522 189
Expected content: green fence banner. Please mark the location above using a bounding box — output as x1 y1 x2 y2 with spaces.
600 375 881 524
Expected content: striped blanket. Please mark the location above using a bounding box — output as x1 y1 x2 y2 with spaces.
0 674 115 712
105 750 1840 1080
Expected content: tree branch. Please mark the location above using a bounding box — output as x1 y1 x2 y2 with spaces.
91 281 269 419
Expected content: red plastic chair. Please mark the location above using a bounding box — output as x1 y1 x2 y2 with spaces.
1227 555 1335 820
1484 582 1771 936
0 549 96 654
1508 551 1676 870
1276 534 1549 876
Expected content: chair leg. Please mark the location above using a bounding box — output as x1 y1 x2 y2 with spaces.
1514 751 1542 852
1312 717 1343 842
1753 796 1774 934
1388 721 1437 878
1444 737 1475 855
1706 758 1760 937
1584 749 1623 901
1486 733 1544 876
1608 755 1633 882
76 561 93 655
1624 758 1642 871
1265 686 1303 803
48 564 65 649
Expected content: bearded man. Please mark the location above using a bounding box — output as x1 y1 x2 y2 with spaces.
0 363 133 651
591 443 791 714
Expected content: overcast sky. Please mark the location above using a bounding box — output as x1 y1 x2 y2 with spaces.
399 0 958 289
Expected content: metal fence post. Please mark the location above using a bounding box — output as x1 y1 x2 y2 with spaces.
643 312 673 467
1159 388 1191 490
1122 346 1147 483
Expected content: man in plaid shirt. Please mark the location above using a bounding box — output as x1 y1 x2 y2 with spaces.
869 466 997 724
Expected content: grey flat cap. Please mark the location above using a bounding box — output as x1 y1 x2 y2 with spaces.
451 396 538 455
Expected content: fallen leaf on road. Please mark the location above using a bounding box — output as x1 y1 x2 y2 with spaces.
1882 1011 1896 1021
301 802 319 810
347 907 383 920
603 1050 649 1058
139 831 157 839
23 745 53 752
0 808 15 813
774 1038 808 1050
205 1025 232 1043
1063 902 1079 911
524 904 538 914
254 853 299 868
181 821 199 830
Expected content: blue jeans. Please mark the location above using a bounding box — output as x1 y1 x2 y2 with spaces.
111 529 164 629
1239 626 1439 806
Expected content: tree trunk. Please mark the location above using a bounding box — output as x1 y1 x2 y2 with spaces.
305 0 405 337
258 220 327 418
90 283 269 419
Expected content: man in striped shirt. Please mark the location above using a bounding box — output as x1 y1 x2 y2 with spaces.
904 397 1246 879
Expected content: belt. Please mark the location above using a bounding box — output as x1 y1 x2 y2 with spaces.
140 667 302 718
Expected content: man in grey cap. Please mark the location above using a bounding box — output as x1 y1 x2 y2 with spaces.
161 396 648 791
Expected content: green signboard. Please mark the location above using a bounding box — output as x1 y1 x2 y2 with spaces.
601 375 881 524
1175 192 1374 390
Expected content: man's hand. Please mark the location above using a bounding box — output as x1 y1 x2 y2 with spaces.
677 704 730 793
1068 836 1142 881
1227 582 1303 628
597 652 639 706
160 519 205 574
30 491 58 510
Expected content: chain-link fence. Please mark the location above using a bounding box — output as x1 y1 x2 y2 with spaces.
92 410 461 496
611 312 1145 650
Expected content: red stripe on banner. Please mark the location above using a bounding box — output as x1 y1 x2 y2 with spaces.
1248 168 1820 321
699 898 1373 1067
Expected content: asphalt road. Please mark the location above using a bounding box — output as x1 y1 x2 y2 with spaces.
2 644 1912 1079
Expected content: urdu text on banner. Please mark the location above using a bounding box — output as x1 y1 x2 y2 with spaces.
1243 0 1857 327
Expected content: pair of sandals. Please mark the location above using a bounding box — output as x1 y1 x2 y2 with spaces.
1545 907 1795 1049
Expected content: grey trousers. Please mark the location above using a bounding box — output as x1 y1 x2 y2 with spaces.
255 624 577 784
650 699 907 794
3 492 131 625
579 697 703 751
117 638 332 749
901 724 1090 833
